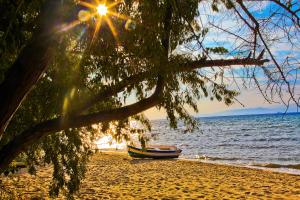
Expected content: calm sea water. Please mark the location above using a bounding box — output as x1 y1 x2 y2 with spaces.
150 113 300 173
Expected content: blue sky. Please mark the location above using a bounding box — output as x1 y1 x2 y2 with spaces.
144 1 300 119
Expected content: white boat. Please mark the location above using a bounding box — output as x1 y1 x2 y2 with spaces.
127 145 182 159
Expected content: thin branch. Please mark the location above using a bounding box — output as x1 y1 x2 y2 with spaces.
270 0 300 27
209 22 252 44
236 0 299 106
178 57 269 71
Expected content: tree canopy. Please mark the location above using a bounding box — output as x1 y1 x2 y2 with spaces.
0 0 299 198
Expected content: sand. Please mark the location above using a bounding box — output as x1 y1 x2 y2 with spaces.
1 152 300 199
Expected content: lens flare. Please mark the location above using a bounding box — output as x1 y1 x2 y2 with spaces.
125 19 136 31
78 10 91 22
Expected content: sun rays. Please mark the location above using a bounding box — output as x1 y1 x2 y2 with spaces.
75 0 128 44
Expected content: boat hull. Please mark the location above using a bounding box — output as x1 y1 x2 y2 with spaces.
127 145 181 159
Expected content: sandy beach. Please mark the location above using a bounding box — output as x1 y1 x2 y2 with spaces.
1 152 300 199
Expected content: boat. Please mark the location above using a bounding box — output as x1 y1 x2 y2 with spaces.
127 145 182 159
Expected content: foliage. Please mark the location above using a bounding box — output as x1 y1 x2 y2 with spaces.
0 0 299 198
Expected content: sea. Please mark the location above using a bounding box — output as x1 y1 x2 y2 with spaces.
96 112 300 174
149 113 300 174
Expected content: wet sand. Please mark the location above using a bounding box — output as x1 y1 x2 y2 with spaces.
1 152 300 199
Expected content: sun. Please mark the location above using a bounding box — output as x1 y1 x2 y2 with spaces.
75 0 130 43
97 4 108 16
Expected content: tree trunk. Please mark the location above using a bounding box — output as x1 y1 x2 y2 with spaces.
0 0 62 137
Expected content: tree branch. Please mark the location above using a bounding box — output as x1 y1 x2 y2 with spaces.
70 56 269 116
0 77 163 172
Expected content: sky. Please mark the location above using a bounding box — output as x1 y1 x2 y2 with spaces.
144 1 300 120
144 87 298 119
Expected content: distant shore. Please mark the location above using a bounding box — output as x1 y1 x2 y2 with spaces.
198 111 300 118
2 152 300 199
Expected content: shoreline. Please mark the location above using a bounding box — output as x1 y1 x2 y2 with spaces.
182 158 300 176
98 149 300 175
179 157 300 175
2 152 300 199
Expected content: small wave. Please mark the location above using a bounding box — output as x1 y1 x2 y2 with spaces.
251 138 268 142
277 157 300 161
251 163 300 170
196 155 239 161
217 143 237 147
267 137 299 142
243 145 283 149
241 128 255 131
179 144 190 147
265 125 287 129
251 137 299 142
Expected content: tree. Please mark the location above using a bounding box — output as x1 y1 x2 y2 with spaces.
0 0 299 197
